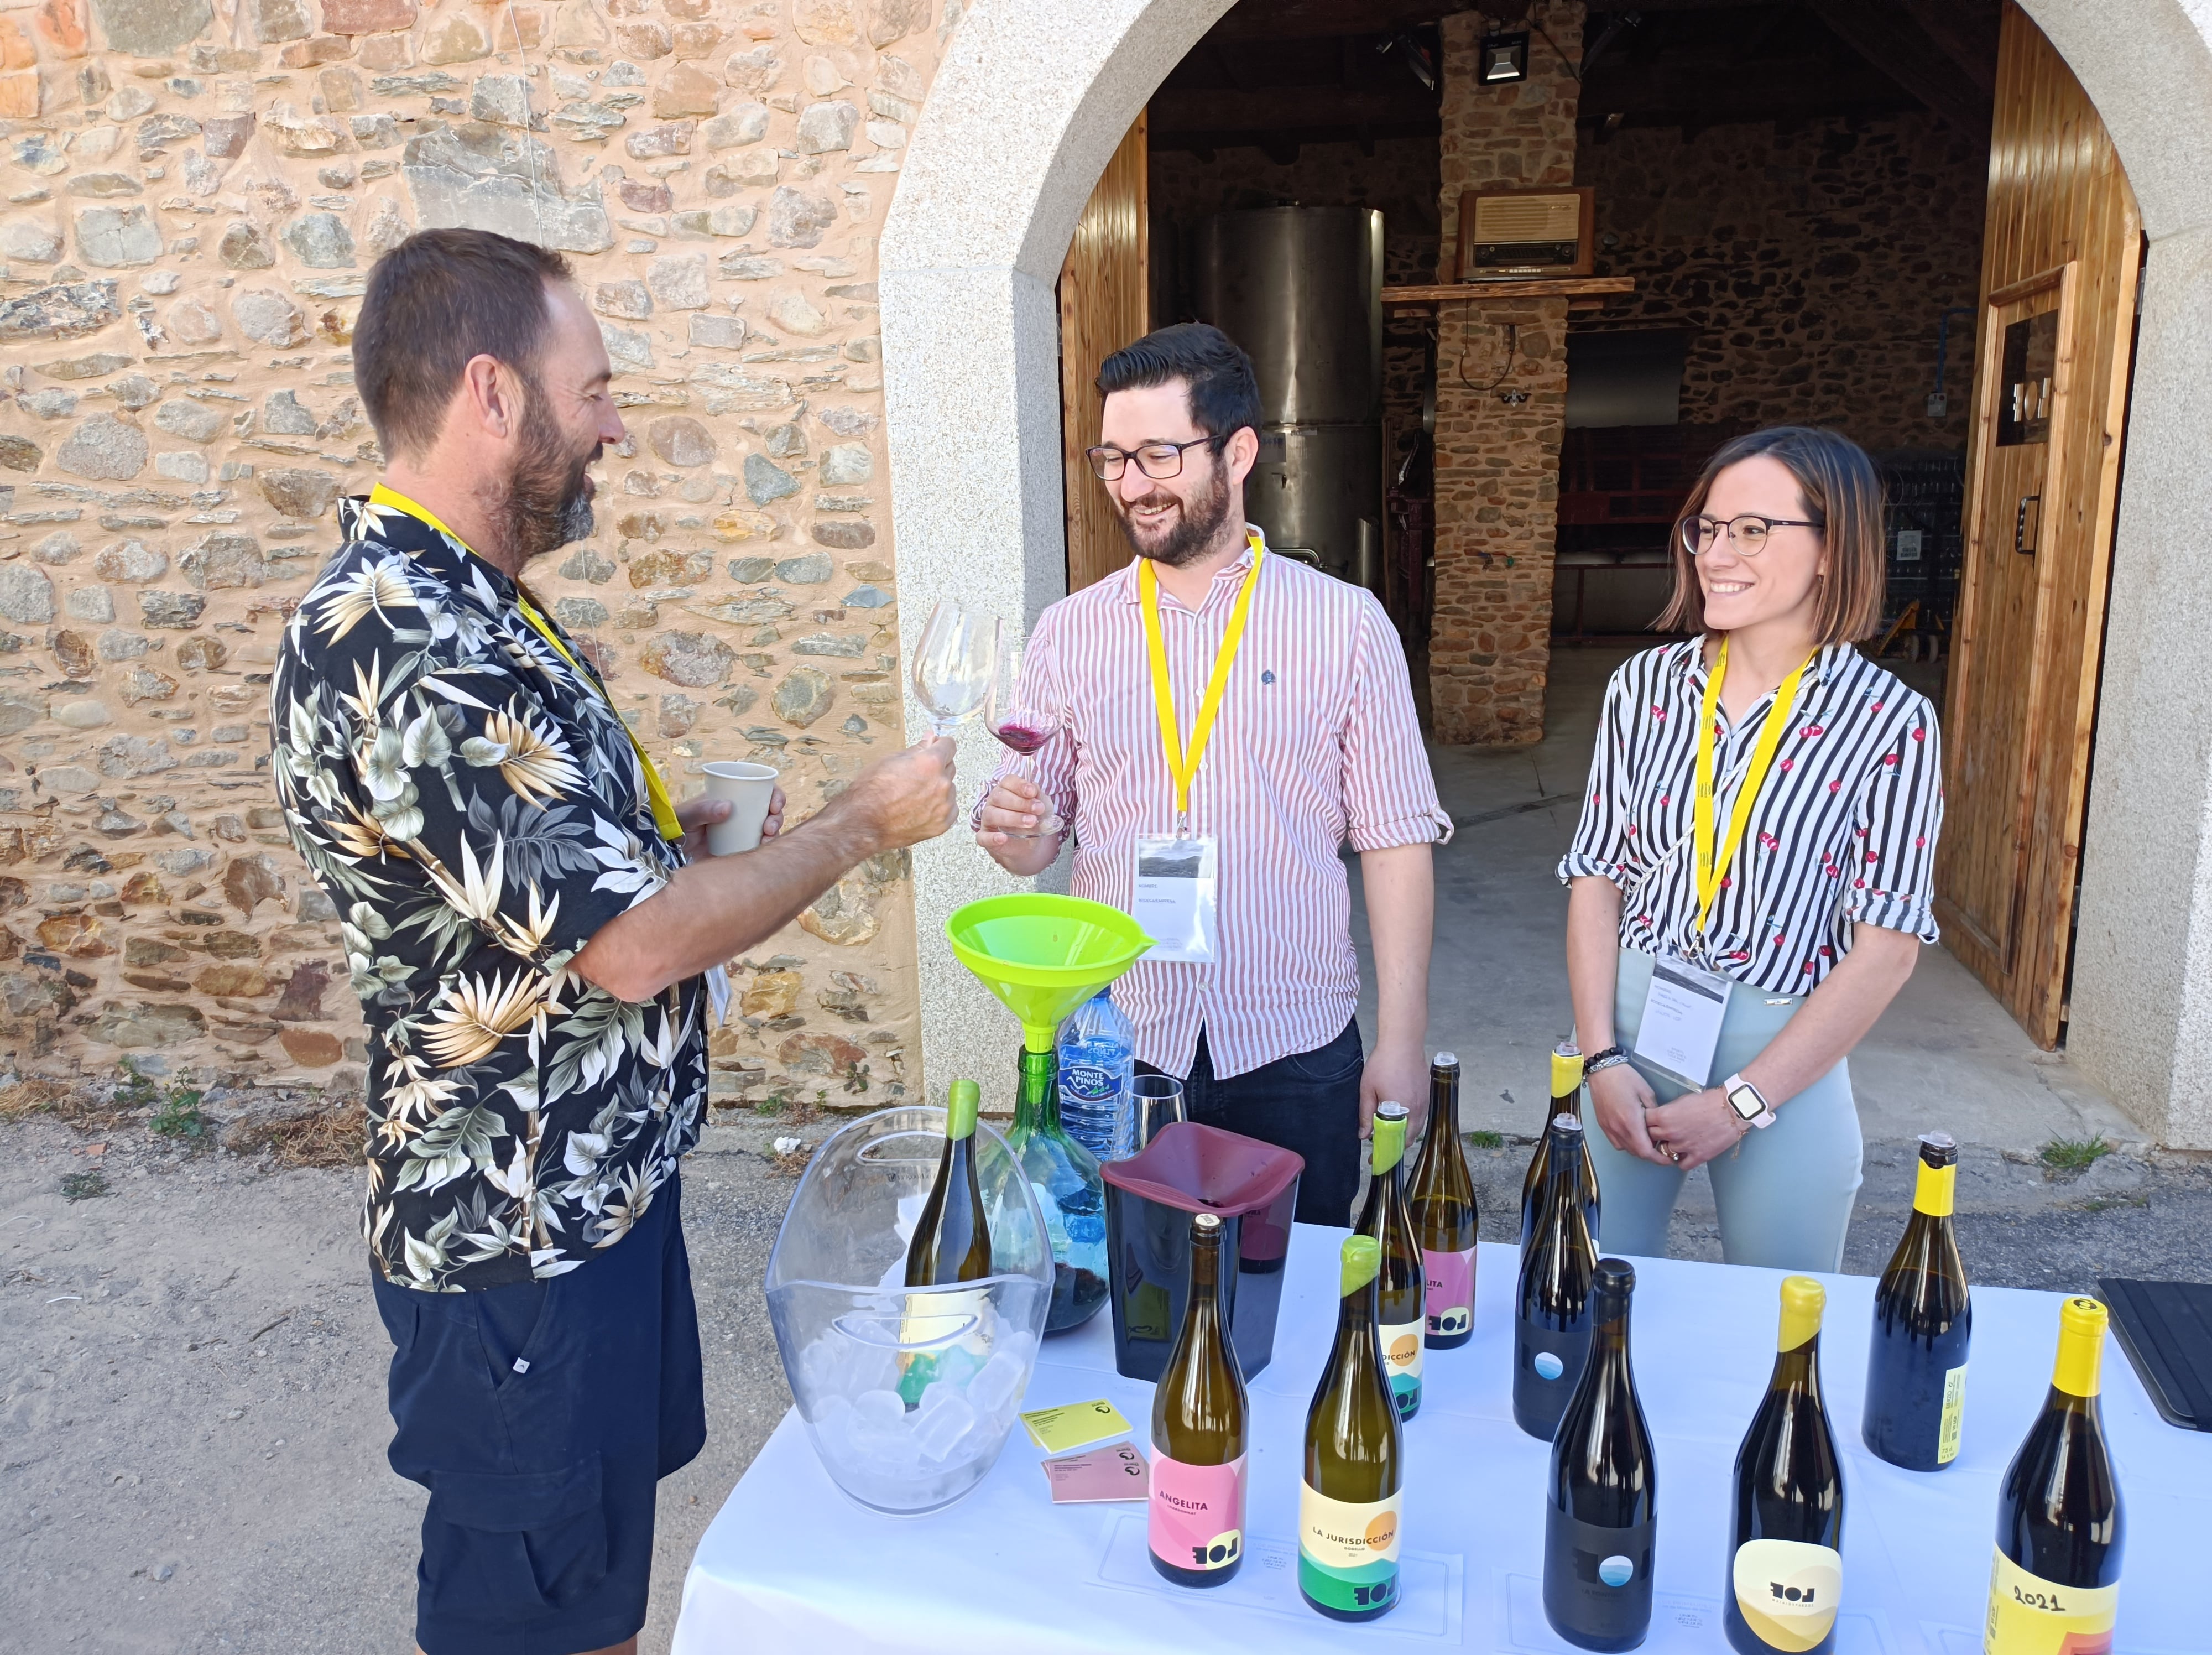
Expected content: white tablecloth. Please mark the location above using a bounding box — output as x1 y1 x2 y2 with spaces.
674 1230 2206 1653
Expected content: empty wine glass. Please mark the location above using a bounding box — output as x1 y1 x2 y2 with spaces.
912 601 997 736
986 631 1063 839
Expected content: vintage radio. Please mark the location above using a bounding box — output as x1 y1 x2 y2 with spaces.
1455 187 1595 280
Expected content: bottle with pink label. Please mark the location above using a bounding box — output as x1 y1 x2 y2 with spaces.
1149 1210 1248 1585
1408 1052 1478 1349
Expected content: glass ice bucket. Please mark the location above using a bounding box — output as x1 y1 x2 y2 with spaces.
765 1105 1053 1516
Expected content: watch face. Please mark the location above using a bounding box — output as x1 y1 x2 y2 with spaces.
1728 1085 1762 1121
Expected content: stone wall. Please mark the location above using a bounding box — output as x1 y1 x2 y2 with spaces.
1577 111 1987 453
1148 136 1439 499
1428 0 1580 745
0 0 956 1113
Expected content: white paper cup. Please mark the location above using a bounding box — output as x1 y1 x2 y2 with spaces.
700 761 779 856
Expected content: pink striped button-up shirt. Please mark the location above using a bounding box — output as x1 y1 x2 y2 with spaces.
980 529 1451 1080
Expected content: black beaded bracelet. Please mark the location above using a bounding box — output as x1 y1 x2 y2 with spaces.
1583 1045 1631 1075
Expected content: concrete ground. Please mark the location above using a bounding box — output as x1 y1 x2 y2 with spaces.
1354 642 2145 1157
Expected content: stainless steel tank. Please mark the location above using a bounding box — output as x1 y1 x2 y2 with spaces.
1193 208 1384 590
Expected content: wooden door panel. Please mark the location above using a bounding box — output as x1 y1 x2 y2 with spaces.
1935 4 2141 1048
1058 112 1149 595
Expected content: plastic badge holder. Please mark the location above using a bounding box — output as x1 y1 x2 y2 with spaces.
1099 1120 1304 1382
766 1105 1054 1516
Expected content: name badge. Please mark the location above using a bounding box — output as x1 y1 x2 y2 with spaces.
1634 957 1731 1087
1131 835 1218 964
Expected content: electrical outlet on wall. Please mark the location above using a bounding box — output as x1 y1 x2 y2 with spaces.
1926 391 1948 418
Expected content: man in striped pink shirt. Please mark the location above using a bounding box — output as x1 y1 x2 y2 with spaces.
977 324 1451 1225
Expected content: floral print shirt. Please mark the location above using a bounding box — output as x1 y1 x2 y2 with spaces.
272 494 706 1292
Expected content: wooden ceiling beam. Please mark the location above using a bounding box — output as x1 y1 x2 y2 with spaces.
1891 0 2001 95
1207 1 1460 44
1150 85 1433 135
1801 0 1992 131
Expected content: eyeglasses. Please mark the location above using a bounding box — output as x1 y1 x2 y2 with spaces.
1681 513 1823 556
1086 435 1224 482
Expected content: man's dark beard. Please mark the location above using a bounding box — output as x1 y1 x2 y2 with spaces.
502 388 598 563
1113 457 1232 569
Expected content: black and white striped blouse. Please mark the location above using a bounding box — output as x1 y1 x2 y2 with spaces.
1557 638 1944 994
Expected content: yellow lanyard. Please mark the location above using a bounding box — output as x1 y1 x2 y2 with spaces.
367 483 683 843
1692 636 1813 935
1138 533 1265 830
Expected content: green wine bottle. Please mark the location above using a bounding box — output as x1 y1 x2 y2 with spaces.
1984 1297 2123 1655
1523 1041 1599 1250
1300 1234 1404 1622
1726 1277 1844 1655
1545 1258 1656 1652
905 1078 992 1286
1355 1101 1425 1419
1862 1131 1972 1471
1515 1113 1598 1441
1149 1211 1248 1586
1408 1052 1479 1348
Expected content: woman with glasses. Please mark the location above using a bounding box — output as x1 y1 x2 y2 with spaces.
1557 426 1944 1271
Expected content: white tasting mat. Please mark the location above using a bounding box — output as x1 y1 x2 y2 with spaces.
674 1230 2209 1654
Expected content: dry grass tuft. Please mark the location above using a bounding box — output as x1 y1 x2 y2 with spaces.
0 1079 71 1122
224 1101 368 1169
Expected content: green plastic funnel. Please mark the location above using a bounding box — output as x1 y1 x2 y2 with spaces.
946 894 1153 1052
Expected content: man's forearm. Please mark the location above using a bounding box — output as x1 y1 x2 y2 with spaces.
1362 842 1434 1052
572 800 883 1001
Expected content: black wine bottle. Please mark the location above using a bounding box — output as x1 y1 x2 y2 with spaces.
1545 1257 1656 1651
1862 1131 1972 1471
1149 1211 1248 1586
1524 1041 1599 1250
1726 1277 1844 1655
1515 1114 1598 1441
1984 1297 2124 1654
1408 1052 1478 1348
1300 1234 1404 1622
905 1078 992 1286
1355 1101 1426 1419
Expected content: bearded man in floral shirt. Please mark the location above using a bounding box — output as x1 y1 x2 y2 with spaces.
272 228 957 1655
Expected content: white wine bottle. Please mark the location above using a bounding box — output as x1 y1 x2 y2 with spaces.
905 1078 992 1286
1149 1211 1248 1586
1726 1276 1844 1655
1545 1258 1656 1652
898 1078 994 1404
1355 1101 1426 1420
1862 1132 1972 1470
1523 1041 1600 1250
1984 1297 2123 1655
1515 1113 1598 1441
1300 1234 1404 1622
1408 1052 1478 1348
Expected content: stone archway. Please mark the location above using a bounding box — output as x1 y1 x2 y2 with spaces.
882 0 2212 1147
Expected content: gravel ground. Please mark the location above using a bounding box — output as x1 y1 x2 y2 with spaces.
6 1107 2209 1652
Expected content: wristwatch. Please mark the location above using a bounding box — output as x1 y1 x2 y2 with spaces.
1724 1072 1776 1131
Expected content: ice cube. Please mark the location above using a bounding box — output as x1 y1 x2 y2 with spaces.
853 1387 906 1430
914 1393 978 1461
934 1344 983 1390
969 1350 1026 1417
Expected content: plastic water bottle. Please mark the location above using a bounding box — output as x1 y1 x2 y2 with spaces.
1057 988 1136 1161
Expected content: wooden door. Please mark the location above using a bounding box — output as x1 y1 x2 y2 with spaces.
1936 3 2141 1047
1057 112 1149 594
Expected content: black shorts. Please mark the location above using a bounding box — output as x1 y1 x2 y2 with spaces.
372 1173 706 1655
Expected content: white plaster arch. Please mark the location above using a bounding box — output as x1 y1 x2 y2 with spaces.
879 0 1236 1084
883 0 2212 1144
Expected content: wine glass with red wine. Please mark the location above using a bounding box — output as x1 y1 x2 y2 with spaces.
986 631 1063 838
